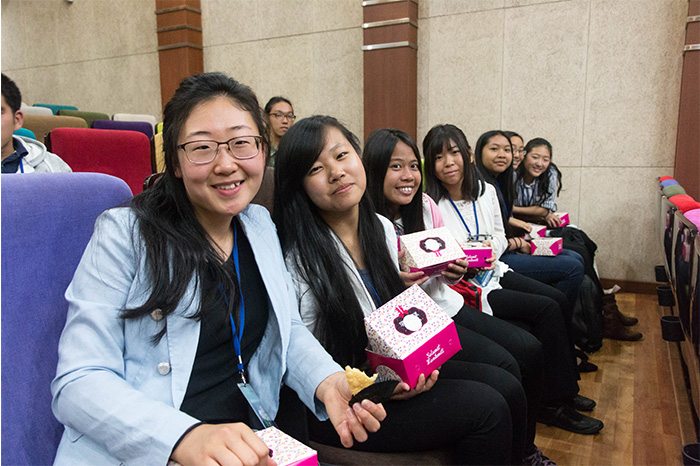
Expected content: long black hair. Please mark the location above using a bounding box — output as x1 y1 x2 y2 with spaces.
122 72 269 341
474 130 516 230
422 124 485 202
273 116 405 367
363 128 425 234
519 137 562 204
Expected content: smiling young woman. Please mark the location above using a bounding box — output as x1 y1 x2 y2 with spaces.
50 73 385 466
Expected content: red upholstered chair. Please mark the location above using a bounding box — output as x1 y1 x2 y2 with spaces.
46 128 151 194
669 194 700 213
658 175 675 182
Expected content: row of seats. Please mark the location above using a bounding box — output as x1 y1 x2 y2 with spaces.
21 101 157 129
657 175 700 426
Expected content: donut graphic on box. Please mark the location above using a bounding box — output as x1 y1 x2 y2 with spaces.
419 237 446 257
393 306 428 335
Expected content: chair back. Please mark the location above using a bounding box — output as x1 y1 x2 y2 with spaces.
33 103 78 115
252 166 275 213
113 112 157 131
46 128 151 194
20 103 54 116
92 119 154 140
57 109 110 127
1 173 132 466
23 114 88 143
152 132 165 173
14 127 37 140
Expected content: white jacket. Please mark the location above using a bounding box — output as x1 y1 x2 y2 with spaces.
10 135 72 173
437 183 512 315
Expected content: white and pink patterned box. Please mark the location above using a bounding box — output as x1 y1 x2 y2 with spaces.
365 285 461 389
530 237 563 256
527 223 548 238
556 212 570 227
399 227 466 276
459 241 492 269
255 427 318 466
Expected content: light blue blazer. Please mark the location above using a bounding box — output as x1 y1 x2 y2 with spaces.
51 205 341 466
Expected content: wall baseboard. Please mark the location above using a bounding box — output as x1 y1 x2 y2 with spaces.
600 278 658 295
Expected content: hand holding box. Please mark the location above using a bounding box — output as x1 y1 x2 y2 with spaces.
399 227 466 276
365 285 461 388
555 212 570 227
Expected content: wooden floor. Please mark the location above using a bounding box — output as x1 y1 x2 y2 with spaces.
535 293 696 465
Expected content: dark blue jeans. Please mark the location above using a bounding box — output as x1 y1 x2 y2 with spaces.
500 249 584 312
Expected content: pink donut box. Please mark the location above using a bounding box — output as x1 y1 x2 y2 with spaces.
460 242 492 268
365 285 461 389
400 227 466 276
528 223 548 238
530 237 564 256
255 426 318 466
556 212 570 227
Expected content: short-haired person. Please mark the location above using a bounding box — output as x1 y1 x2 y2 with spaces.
51 73 385 465
263 96 295 166
1 73 71 174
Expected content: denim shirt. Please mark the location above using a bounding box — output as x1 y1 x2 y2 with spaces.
51 205 340 466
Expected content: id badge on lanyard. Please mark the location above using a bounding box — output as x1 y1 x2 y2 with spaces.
229 224 277 429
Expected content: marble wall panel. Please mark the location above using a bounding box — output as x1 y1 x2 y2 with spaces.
555 166 581 225
582 0 686 168
578 167 669 282
2 0 157 70
8 53 163 119
419 0 504 19
501 0 588 167
205 27 363 138
417 9 503 144
202 0 361 47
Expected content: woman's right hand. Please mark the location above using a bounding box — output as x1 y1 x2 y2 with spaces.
545 212 562 228
171 423 275 466
398 249 428 286
390 371 439 401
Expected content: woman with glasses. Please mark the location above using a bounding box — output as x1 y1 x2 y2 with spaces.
264 96 296 165
51 73 385 465
506 131 525 170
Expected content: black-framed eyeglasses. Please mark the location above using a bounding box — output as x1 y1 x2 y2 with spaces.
269 112 296 121
177 135 263 165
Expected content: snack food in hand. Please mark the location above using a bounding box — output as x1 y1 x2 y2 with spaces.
344 366 377 395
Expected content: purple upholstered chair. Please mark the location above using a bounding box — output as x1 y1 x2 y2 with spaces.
92 119 154 140
1 173 132 465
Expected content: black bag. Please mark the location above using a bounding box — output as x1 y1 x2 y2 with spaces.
571 275 604 353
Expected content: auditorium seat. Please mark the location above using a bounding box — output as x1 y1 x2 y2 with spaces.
663 184 686 197
1 173 132 466
669 194 700 213
20 103 53 116
252 166 275 213
660 179 680 188
156 121 163 133
113 112 157 131
22 114 88 143
13 127 36 140
92 119 154 140
46 128 151 195
57 109 110 127
151 132 165 173
33 103 78 115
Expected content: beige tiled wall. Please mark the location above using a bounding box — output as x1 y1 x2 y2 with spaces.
202 0 364 138
1 0 161 119
418 0 686 282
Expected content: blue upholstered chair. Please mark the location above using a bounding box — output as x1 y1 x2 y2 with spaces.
1 173 132 465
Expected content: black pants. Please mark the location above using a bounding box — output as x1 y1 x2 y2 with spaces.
452 306 544 458
490 271 580 405
309 360 514 465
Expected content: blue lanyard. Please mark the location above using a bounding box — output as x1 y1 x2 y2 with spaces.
228 224 247 383
448 196 479 240
19 159 24 174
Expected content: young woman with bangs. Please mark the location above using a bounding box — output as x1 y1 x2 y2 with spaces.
363 127 557 466
273 116 520 465
422 124 604 436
